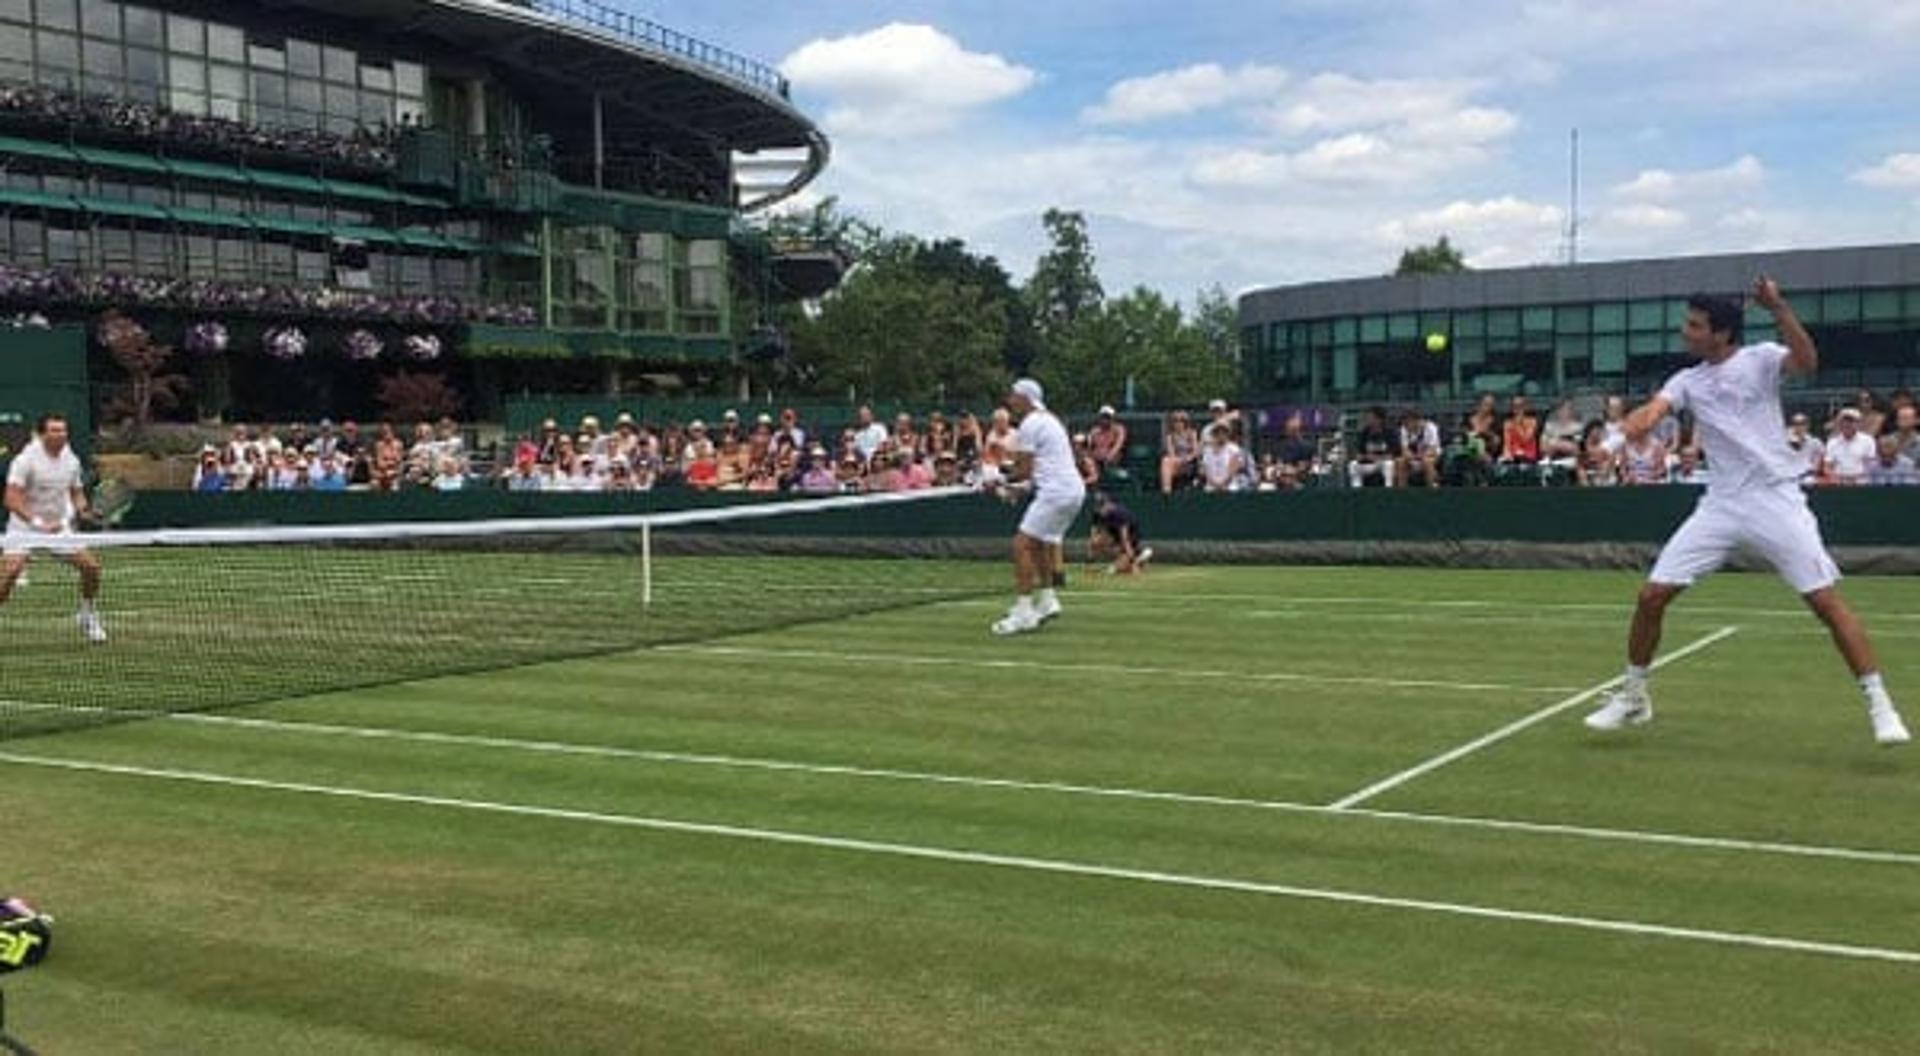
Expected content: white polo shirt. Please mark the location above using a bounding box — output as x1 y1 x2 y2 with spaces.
1015 408 1085 503
1657 342 1806 495
1825 431 1878 482
5 439 83 533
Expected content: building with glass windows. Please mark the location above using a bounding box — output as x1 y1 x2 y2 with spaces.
1237 243 1920 408
0 0 831 420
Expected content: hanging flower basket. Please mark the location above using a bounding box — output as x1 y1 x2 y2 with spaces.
185 321 230 355
404 333 443 362
343 328 384 361
264 326 308 361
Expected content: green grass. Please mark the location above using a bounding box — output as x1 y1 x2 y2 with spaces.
3 562 1919 1053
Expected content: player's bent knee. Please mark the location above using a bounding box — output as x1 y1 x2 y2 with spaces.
1638 583 1682 610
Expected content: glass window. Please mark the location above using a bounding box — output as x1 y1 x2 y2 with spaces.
46 221 87 268
324 83 355 117
393 60 423 97
1331 317 1356 345
286 38 319 76
394 97 424 126
167 53 202 89
360 64 392 92
121 5 158 45
1385 312 1416 341
1629 332 1668 357
133 229 170 275
82 0 119 39
36 0 75 31
1821 289 1860 325
182 234 213 277
358 91 390 126
399 255 432 295
1554 304 1590 333
287 76 320 113
261 240 294 282
248 42 284 70
206 22 242 62
1862 288 1901 322
296 248 327 284
1592 302 1626 333
1357 315 1386 343
10 217 44 266
208 62 242 99
0 25 30 62
1664 298 1691 327
1451 310 1485 338
208 93 240 120
215 236 249 280
251 70 285 106
168 87 205 115
124 45 160 83
165 12 201 53
1521 306 1553 333
98 225 133 268
0 0 29 23
1627 299 1664 330
322 45 354 83
687 239 724 267
36 29 79 72
1486 309 1519 338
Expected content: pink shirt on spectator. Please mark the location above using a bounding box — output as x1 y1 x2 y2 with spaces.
898 461 935 490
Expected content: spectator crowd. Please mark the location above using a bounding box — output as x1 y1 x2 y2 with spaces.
183 388 1920 496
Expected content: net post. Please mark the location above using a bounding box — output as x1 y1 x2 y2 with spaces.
641 522 653 609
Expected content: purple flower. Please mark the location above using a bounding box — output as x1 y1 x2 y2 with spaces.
343 328 384 361
185 321 230 354
264 326 308 361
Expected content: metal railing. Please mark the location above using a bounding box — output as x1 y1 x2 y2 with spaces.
527 0 791 100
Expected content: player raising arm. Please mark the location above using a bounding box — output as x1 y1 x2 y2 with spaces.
1585 280 1906 745
2 413 106 643
991 379 1087 636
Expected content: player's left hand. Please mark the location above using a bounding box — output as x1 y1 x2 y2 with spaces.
1753 275 1786 311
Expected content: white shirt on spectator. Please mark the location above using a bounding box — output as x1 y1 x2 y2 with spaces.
1657 342 1807 495
5 438 81 533
854 422 889 462
1202 441 1246 491
1825 432 1877 482
1015 409 1085 502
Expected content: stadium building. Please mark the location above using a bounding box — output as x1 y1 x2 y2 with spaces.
0 0 834 421
1238 243 1920 408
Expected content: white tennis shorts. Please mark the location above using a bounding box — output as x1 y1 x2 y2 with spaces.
1649 483 1839 595
1018 489 1085 545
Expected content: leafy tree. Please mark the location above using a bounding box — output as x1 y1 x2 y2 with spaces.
1026 209 1104 341
378 371 463 423
1394 235 1469 275
1192 283 1242 366
96 311 187 432
1035 288 1236 412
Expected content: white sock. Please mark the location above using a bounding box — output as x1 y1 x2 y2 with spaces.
1860 672 1888 700
1013 594 1035 615
1037 588 1058 608
78 600 95 616
1624 664 1650 686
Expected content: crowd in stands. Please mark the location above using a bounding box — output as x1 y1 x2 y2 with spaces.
0 264 537 326
183 388 1920 495
0 78 398 170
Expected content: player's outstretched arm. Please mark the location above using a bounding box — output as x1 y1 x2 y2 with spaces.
1616 395 1672 447
1756 275 1817 375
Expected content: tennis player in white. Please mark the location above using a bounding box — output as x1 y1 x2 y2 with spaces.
1586 279 1908 745
992 379 1086 636
2 413 107 643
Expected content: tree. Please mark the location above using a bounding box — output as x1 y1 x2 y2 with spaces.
789 245 1011 405
97 311 187 432
378 371 464 423
759 195 884 258
1034 288 1237 412
1026 209 1104 341
1192 284 1242 366
1395 235 1469 275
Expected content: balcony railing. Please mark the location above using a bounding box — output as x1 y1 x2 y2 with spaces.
527 0 791 100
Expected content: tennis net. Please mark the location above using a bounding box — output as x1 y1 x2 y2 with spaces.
0 488 1004 740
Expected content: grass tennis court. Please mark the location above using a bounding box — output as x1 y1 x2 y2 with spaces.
3 562 1917 1052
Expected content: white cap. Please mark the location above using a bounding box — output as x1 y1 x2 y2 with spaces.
723 409 740 421
1011 378 1046 408
1840 407 1863 420
1208 398 1228 411
756 412 773 425
1098 404 1116 417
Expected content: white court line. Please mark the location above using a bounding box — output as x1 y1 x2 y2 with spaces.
1329 626 1742 810
0 750 1914 966
1059 592 1920 622
653 643 1579 695
147 710 1920 868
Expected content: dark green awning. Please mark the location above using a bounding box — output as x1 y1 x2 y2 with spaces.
0 135 77 163
0 187 80 212
252 216 333 238
322 178 405 205
246 168 329 195
163 157 250 185
78 197 171 222
71 144 170 174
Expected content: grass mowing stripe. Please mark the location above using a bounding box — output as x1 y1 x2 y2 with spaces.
1061 591 1920 622
3 748 1918 968
1328 626 1742 810
143 710 1920 867
654 644 1579 694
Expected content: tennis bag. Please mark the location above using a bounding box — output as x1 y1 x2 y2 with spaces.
0 898 51 973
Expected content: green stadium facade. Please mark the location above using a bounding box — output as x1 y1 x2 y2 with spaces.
1237 244 1920 408
0 0 835 420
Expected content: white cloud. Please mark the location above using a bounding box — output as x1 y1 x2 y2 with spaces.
1082 63 1289 125
1851 153 1920 189
780 24 1037 137
1256 74 1484 136
1188 149 1292 189
1611 155 1764 201
1378 196 1564 253
1401 106 1519 146
1601 204 1688 230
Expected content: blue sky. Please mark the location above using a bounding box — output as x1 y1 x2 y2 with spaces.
646 1 1920 302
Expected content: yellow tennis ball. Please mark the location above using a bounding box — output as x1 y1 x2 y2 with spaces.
1425 332 1449 353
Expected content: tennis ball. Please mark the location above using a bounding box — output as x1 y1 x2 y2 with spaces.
1425 332 1449 354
